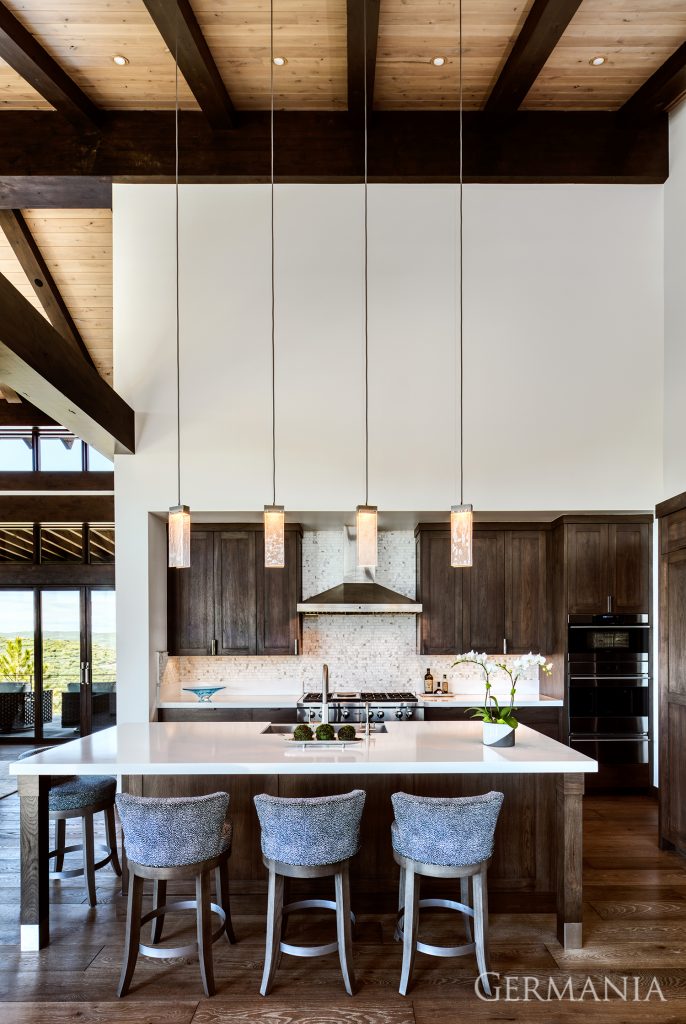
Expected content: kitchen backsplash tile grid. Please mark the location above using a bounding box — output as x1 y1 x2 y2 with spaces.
159 529 541 700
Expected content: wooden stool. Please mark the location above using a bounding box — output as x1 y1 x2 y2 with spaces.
118 849 235 998
254 789 366 997
394 852 491 995
390 789 504 996
115 790 236 998
260 855 356 997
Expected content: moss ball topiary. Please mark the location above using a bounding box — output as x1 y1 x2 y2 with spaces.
293 724 313 742
315 723 335 741
337 724 356 741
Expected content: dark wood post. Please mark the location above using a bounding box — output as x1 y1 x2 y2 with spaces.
18 773 50 949
556 772 584 948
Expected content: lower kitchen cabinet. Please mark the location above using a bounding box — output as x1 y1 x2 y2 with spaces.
422 705 562 741
157 707 297 724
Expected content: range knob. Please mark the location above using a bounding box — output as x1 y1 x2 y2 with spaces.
395 708 403 719
308 709 317 721
377 709 385 720
341 708 350 719
405 707 413 719
367 709 374 721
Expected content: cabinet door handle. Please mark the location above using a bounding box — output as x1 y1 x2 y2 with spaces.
84 662 91 687
503 638 508 655
211 638 217 656
294 638 299 655
607 595 612 613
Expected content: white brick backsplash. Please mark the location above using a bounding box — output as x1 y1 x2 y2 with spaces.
160 529 542 700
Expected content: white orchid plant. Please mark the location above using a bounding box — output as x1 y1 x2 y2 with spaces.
453 650 553 730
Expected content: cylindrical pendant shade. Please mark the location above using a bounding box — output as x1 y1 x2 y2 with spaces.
168 504 191 569
450 504 473 567
356 504 378 569
264 505 285 568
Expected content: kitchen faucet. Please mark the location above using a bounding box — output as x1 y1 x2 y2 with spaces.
321 664 329 725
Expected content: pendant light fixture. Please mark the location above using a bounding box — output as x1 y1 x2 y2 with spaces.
356 0 378 570
263 0 285 568
168 8 191 570
451 0 473 568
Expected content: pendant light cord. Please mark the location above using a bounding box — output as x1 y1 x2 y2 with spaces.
270 0 277 507
175 5 181 508
458 0 464 506
363 0 369 506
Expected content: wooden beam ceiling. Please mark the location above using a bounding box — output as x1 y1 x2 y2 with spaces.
0 1 100 131
0 269 134 456
0 110 668 190
347 0 380 121
141 0 236 129
485 0 583 113
0 209 94 367
621 40 686 120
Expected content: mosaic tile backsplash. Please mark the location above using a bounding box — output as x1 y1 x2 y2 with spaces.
160 530 543 700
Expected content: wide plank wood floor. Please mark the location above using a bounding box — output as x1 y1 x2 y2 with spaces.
1 752 685 1022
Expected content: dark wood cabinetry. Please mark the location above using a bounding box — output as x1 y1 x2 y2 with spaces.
158 706 296 723
657 495 686 854
416 524 547 656
566 521 650 615
419 705 562 740
168 524 302 657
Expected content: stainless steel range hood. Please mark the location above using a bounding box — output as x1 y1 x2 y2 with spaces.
297 526 422 614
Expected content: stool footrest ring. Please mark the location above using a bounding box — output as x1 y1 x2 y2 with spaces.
397 897 476 958
138 899 226 960
278 898 356 960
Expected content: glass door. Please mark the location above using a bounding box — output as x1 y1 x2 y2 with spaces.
0 591 36 741
41 590 84 740
86 589 116 734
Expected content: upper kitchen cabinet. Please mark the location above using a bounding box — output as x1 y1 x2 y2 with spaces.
415 524 547 655
168 524 302 656
566 520 651 615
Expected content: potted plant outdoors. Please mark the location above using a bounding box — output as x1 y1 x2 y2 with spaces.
453 651 515 746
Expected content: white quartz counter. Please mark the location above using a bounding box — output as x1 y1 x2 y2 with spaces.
420 693 563 707
157 693 563 709
11 721 595 777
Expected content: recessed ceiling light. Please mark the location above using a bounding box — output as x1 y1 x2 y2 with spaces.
590 55 606 66
273 56 287 66
113 54 129 66
431 56 446 67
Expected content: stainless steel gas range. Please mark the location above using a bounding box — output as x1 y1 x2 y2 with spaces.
297 691 422 724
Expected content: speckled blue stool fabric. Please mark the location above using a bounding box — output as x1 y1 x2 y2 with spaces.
17 748 116 812
116 791 231 868
254 790 366 867
391 791 504 867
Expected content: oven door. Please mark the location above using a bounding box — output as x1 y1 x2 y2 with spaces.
569 737 650 765
569 677 649 736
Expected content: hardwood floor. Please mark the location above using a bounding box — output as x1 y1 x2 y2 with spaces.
1 760 685 1022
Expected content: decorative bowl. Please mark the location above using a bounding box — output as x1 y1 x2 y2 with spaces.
182 686 226 703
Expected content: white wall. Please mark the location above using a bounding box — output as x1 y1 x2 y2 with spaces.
113 182 664 721
664 103 686 500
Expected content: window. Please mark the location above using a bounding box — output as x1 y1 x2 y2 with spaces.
0 431 33 471
0 428 115 473
39 434 82 471
39 526 84 563
0 527 34 562
87 446 114 471
88 526 115 563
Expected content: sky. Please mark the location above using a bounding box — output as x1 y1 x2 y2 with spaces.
0 591 115 634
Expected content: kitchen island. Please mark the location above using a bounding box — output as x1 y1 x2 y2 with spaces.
12 720 596 952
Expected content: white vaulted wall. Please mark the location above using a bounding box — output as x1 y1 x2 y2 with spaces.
113 183 664 721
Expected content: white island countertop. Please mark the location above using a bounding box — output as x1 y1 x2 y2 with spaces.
11 721 596 777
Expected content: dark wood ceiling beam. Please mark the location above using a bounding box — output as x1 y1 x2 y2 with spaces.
621 41 686 119
141 0 236 129
0 270 135 456
0 471 113 493
0 2 100 130
0 110 668 189
347 0 381 121
485 0 583 113
0 209 95 368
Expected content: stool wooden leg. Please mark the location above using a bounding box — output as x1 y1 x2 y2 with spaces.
399 865 420 997
460 876 473 942
196 869 216 997
335 863 356 996
216 859 236 944
151 879 167 944
105 805 122 877
81 813 96 907
260 867 284 997
473 866 491 996
117 873 144 997
394 865 406 942
53 819 66 873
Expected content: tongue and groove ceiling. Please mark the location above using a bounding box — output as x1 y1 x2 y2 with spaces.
0 0 684 386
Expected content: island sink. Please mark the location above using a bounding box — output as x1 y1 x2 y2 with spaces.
260 723 388 735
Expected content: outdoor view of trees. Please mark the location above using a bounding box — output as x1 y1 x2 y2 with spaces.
0 633 116 694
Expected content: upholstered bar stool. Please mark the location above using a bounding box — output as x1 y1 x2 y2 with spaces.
115 792 236 998
391 790 504 996
254 790 366 997
17 748 121 907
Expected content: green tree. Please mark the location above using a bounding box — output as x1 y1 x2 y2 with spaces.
0 637 33 682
